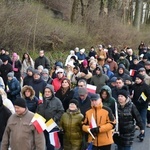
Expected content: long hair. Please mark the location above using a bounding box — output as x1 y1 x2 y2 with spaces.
22 52 32 64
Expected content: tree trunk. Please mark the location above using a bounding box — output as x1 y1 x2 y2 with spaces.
133 0 143 31
70 0 79 23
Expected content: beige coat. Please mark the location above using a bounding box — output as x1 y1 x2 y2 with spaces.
1 109 45 150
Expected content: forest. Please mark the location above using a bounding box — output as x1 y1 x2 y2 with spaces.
0 0 150 60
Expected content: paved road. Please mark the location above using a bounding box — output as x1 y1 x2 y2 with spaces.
111 127 150 150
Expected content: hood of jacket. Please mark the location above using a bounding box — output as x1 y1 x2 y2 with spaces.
21 85 35 99
100 85 112 98
44 84 55 97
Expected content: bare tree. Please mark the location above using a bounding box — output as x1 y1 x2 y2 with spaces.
133 0 143 31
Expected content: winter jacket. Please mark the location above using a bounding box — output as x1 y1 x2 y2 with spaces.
34 56 50 69
23 75 33 86
132 81 150 109
105 59 118 73
28 77 46 99
0 99 12 142
82 103 115 147
75 95 91 117
115 100 144 146
52 77 64 92
36 84 64 123
55 88 74 111
1 109 45 150
90 66 109 93
100 85 116 115
60 109 84 150
21 85 39 113
7 77 21 103
11 60 22 81
0 63 13 86
103 64 114 79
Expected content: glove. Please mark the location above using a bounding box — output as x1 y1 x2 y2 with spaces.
90 126 100 134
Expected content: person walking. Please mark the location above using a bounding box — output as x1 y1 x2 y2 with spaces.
59 99 84 150
1 97 45 150
0 95 12 148
82 94 115 150
113 88 144 150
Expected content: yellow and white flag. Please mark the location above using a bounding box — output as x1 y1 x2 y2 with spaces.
141 92 147 101
46 118 58 132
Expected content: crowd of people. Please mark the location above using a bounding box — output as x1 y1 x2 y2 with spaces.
0 42 150 150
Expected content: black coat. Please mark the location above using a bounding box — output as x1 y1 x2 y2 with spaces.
0 63 13 86
28 77 47 99
0 104 12 141
132 81 150 109
115 100 144 146
55 88 74 111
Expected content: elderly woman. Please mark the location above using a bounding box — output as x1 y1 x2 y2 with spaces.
60 99 83 150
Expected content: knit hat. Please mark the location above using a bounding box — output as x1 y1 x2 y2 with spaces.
136 74 144 81
27 66 34 73
38 65 44 70
33 69 40 75
82 59 88 67
90 94 100 101
12 52 18 57
42 68 49 74
7 72 14 78
145 61 150 65
118 89 128 99
13 98 26 108
138 67 146 72
118 86 129 99
55 61 63 68
69 99 79 108
78 87 88 95
110 77 117 83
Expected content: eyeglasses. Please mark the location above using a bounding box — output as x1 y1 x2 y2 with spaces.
57 72 63 74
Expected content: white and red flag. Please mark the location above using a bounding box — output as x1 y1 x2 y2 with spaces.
87 84 96 93
89 114 97 128
31 113 46 134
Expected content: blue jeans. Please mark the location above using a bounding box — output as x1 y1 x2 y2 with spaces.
138 107 147 130
117 145 131 150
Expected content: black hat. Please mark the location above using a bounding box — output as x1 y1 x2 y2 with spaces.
118 89 128 99
136 74 144 81
119 53 126 57
90 94 100 101
13 98 26 108
69 99 79 108
2 56 8 62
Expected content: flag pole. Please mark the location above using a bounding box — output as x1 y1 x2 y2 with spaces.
87 128 95 139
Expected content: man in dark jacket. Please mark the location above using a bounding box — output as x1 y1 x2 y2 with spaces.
131 74 150 132
34 50 50 70
36 84 64 150
28 70 47 99
0 95 11 147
